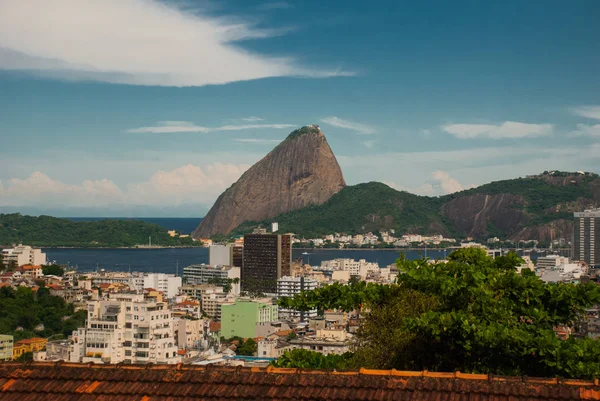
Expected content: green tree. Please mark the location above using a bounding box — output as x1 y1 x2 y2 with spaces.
237 338 258 356
278 249 600 378
271 349 353 369
42 264 65 276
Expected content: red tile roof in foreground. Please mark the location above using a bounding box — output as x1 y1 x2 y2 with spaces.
1 362 599 401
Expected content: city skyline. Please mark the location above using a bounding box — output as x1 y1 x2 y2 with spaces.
1 0 600 216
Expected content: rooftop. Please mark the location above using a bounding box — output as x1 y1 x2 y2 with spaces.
0 362 598 400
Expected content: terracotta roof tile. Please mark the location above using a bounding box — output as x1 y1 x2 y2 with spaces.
0 362 596 400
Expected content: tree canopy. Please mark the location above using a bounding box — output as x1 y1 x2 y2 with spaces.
0 286 87 341
42 264 65 276
0 213 199 247
278 249 600 378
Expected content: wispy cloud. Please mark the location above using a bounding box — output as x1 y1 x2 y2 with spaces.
442 121 552 139
571 105 600 120
568 124 600 138
0 0 352 87
241 116 265 122
362 140 377 149
321 116 376 134
125 121 294 134
234 138 281 144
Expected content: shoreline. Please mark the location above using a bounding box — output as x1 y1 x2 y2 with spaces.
41 245 204 250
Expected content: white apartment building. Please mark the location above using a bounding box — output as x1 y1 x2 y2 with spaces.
277 276 318 321
209 245 231 266
320 258 379 279
140 273 181 298
2 245 46 267
537 255 570 270
183 264 241 295
70 293 178 365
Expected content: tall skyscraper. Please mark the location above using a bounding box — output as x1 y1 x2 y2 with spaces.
242 231 292 294
574 209 600 268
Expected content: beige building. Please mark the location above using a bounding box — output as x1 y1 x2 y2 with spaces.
1 245 46 267
0 335 13 361
174 318 203 349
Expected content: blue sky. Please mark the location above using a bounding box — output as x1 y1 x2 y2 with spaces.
0 0 599 217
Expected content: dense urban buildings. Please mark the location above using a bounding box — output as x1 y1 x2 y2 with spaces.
242 230 292 293
70 293 179 364
574 209 600 268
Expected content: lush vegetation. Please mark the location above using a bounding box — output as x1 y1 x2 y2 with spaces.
42 264 65 276
0 213 199 247
271 349 354 369
223 336 258 356
278 248 600 378
231 171 599 239
0 286 87 341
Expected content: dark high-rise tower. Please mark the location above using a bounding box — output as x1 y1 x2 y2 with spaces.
574 209 600 268
242 230 292 294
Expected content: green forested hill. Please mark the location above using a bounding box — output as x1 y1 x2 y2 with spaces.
0 214 197 247
233 182 448 237
231 172 600 240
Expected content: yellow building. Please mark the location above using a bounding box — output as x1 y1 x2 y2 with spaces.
13 337 47 359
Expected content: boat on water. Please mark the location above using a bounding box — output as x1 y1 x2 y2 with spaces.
302 252 309 255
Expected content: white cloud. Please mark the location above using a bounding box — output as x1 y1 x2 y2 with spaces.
0 163 249 209
0 0 352 87
362 140 377 149
568 124 600 138
126 121 295 133
571 106 600 120
431 170 473 194
442 121 553 139
384 171 473 196
0 172 123 208
128 163 249 205
321 116 376 134
241 117 265 122
234 138 280 144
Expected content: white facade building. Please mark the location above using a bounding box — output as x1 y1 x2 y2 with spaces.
277 276 318 321
70 293 178 364
209 245 231 266
2 245 46 267
183 264 241 295
320 258 379 279
537 255 570 270
141 273 182 298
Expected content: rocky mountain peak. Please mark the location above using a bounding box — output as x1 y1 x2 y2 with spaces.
192 125 345 238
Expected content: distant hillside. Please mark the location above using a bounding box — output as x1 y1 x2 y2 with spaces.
232 171 600 241
0 214 198 248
